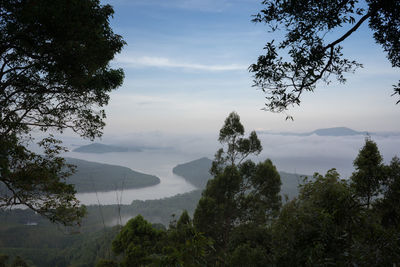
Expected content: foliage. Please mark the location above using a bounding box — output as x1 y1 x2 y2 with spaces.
0 0 125 225
211 112 262 173
108 213 210 267
350 137 385 207
0 136 87 225
272 170 364 266
250 0 400 116
159 210 212 266
112 215 162 267
375 156 400 227
271 144 400 266
193 112 281 265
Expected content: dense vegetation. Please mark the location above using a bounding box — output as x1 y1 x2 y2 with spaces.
98 113 400 266
0 113 399 266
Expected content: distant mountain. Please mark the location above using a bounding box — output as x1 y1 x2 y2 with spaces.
73 143 141 153
259 127 368 137
173 157 306 199
66 158 160 192
311 127 367 136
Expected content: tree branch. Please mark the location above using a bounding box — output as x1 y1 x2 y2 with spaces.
325 12 371 50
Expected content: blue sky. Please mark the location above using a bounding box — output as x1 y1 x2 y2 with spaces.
100 0 400 135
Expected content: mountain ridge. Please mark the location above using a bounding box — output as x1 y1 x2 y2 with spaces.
259 126 369 136
73 143 142 153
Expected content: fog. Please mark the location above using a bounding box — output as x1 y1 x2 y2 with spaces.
258 133 400 178
60 131 400 205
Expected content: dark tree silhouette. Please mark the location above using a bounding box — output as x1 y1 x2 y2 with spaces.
0 0 125 225
250 0 400 117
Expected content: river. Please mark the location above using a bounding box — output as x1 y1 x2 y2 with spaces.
65 149 203 206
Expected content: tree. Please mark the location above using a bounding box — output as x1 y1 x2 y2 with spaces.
108 212 210 267
350 137 385 208
193 112 281 265
272 170 380 266
0 0 125 225
250 0 400 116
375 156 400 227
210 112 262 175
112 215 163 267
160 210 211 266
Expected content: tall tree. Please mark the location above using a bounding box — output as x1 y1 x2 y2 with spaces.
0 0 125 225
193 112 281 265
350 137 385 208
250 0 400 117
210 111 262 175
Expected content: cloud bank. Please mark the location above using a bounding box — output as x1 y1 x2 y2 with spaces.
115 55 247 71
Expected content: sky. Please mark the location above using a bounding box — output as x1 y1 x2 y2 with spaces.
98 0 400 136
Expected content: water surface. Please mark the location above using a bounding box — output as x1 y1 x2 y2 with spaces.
66 149 199 205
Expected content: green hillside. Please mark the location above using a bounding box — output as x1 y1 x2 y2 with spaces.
172 157 212 188
66 158 160 192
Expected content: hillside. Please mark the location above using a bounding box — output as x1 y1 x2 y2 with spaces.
173 157 306 199
311 127 367 136
260 126 368 137
73 143 141 153
66 158 160 192
172 157 213 188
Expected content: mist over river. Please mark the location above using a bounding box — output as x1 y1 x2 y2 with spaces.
65 149 201 205
60 132 400 206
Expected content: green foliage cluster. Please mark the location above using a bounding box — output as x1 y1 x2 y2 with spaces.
97 213 212 267
193 112 281 265
0 0 125 225
250 0 400 116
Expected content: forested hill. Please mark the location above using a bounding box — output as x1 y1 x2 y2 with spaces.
66 158 160 192
172 157 213 188
173 157 306 199
73 143 141 153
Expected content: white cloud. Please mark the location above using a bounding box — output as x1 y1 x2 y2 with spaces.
115 55 247 71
